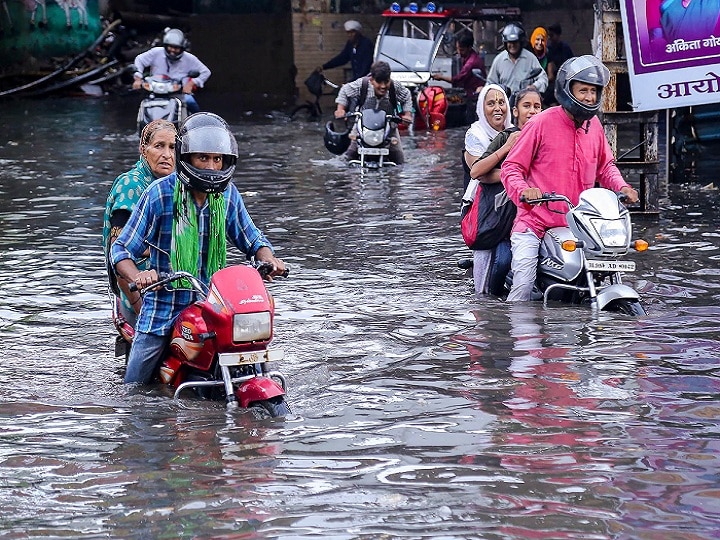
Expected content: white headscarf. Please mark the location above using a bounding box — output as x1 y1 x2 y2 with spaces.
344 20 362 32
464 84 513 157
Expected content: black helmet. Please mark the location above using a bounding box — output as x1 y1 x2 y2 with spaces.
163 28 187 61
176 112 238 194
323 120 350 155
501 23 525 44
554 55 610 123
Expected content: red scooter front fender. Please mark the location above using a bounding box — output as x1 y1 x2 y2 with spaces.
235 377 285 409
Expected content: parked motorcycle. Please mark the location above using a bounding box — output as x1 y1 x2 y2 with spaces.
344 109 406 169
113 261 291 417
135 70 199 136
505 188 649 315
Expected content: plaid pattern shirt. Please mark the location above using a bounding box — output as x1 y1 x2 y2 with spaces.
335 77 413 114
110 173 273 335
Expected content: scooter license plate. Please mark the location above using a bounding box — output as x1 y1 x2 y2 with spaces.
586 260 636 272
219 349 284 366
358 147 389 156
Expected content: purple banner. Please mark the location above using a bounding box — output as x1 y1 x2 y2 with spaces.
624 0 720 74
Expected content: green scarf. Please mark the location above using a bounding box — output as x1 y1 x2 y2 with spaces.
171 180 227 286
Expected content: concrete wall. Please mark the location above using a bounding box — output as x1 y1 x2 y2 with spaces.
189 12 296 120
292 13 382 113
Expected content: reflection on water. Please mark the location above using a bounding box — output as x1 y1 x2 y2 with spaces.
0 97 719 538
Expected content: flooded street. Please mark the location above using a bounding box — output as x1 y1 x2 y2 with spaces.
1 96 719 539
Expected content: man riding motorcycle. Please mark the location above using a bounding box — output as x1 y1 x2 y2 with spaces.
132 28 211 114
500 55 638 302
332 61 413 164
486 23 548 99
111 112 285 384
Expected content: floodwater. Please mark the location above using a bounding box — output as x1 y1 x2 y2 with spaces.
0 96 719 539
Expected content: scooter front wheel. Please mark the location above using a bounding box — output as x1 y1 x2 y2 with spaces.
605 298 647 316
249 396 292 418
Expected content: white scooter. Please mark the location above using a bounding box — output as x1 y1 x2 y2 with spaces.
135 70 199 136
505 188 649 315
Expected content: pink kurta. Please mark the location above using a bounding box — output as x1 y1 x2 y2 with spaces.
501 106 630 238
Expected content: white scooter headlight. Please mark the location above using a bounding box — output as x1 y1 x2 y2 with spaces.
233 312 272 342
590 218 630 248
362 128 384 147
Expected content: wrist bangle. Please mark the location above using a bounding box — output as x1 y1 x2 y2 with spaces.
471 157 482 167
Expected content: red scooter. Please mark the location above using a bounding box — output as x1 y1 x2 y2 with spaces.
112 261 290 417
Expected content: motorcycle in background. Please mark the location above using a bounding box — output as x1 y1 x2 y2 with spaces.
343 109 407 169
113 261 291 417
505 188 649 315
135 70 199 136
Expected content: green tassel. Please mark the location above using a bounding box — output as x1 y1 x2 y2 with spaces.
171 181 226 288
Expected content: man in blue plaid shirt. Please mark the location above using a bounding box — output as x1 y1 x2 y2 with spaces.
111 113 285 384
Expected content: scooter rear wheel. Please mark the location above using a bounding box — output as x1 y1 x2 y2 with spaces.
249 396 292 418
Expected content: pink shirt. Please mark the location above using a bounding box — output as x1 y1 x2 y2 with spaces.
501 106 629 238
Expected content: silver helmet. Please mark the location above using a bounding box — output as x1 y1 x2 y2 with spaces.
176 113 238 194
554 55 610 123
162 28 187 61
501 23 526 44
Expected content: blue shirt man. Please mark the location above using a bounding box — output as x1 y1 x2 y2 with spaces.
111 112 285 385
111 173 272 336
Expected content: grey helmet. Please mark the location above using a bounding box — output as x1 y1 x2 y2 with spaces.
163 28 187 61
176 113 238 194
501 23 526 44
555 55 610 123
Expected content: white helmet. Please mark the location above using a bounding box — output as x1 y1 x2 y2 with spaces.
163 28 187 61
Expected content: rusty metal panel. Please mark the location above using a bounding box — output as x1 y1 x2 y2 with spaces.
604 72 618 113
601 19 617 62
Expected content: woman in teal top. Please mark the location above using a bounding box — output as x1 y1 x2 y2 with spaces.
103 119 177 326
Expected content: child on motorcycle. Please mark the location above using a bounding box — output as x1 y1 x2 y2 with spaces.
500 55 638 302
111 112 286 384
464 87 543 297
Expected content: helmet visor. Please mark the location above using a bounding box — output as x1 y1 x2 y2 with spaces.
563 55 610 88
180 125 238 157
163 29 185 48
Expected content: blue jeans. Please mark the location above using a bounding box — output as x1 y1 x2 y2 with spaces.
124 331 169 384
472 239 512 297
184 94 200 114
488 239 512 297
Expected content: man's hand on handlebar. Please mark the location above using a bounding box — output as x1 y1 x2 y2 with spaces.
132 78 142 90
620 185 639 204
132 269 160 291
254 247 287 282
520 187 543 203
